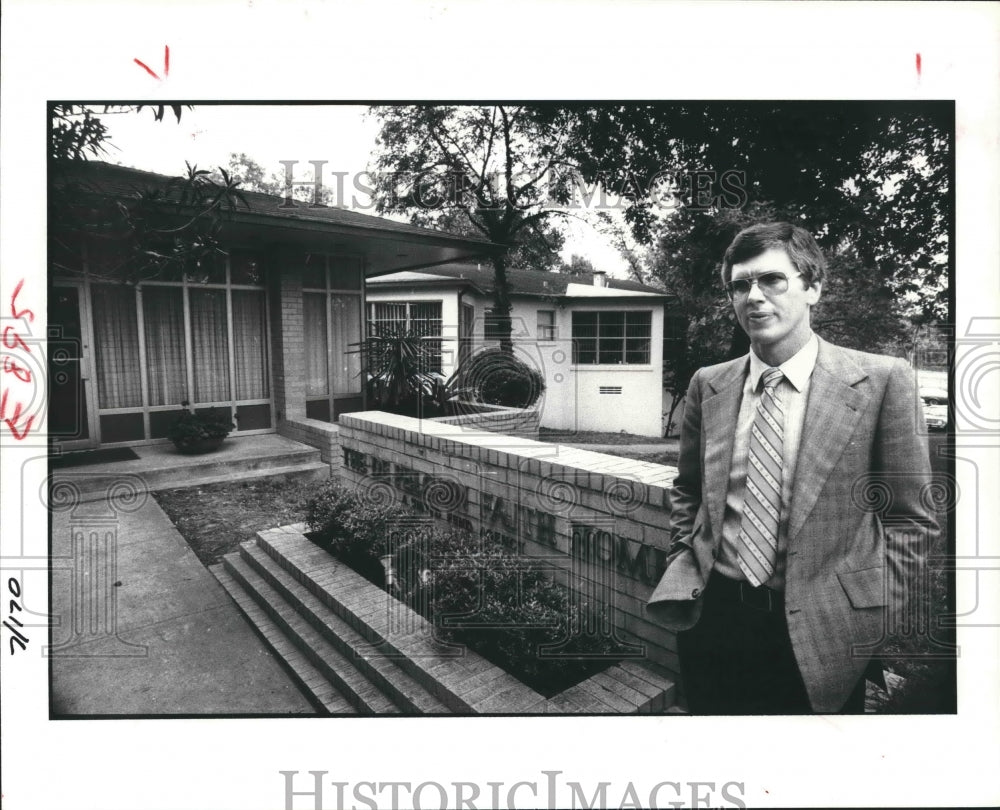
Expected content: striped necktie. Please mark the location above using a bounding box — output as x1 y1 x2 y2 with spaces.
737 367 785 587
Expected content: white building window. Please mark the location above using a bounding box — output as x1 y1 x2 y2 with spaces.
537 309 556 341
367 300 443 371
572 310 652 365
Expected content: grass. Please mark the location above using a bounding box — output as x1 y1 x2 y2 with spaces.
537 430 680 466
538 428 675 446
153 478 329 567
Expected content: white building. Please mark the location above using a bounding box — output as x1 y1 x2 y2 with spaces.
366 264 681 436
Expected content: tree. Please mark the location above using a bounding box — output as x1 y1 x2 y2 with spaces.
216 152 285 196
553 101 951 323
215 152 336 205
50 103 189 162
405 208 566 273
542 102 950 412
369 105 576 351
558 253 597 277
640 201 914 434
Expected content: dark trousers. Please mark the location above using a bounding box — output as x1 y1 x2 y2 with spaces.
678 571 866 715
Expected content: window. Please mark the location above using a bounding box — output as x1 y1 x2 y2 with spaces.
91 285 142 408
143 286 187 406
572 310 652 365
459 303 475 364
537 310 556 341
86 251 272 443
368 301 442 338
232 290 269 400
367 301 443 371
190 288 231 402
331 294 363 391
304 256 365 421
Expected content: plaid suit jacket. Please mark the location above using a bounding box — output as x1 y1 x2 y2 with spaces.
647 337 939 712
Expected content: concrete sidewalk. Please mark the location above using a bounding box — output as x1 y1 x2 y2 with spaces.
50 493 315 715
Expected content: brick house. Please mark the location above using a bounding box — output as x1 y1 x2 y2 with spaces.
47 161 498 451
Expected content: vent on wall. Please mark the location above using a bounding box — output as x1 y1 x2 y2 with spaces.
599 386 623 395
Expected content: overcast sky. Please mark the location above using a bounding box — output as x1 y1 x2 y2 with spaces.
95 103 631 277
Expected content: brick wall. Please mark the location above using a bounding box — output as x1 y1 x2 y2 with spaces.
432 403 540 439
268 257 306 421
337 411 680 675
278 418 342 473
279 408 537 475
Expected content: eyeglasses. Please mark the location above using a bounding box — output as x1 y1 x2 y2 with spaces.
725 271 804 299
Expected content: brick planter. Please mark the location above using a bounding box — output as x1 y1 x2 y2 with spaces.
214 525 678 714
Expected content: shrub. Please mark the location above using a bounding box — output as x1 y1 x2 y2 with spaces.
303 483 618 694
355 331 441 412
398 530 619 694
457 348 545 408
304 481 410 581
166 401 235 449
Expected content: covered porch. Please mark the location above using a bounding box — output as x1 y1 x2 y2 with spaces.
48 161 501 452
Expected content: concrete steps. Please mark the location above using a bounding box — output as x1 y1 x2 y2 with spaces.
232 542 451 714
212 525 678 715
210 564 358 714
55 438 330 501
221 554 401 714
151 460 329 493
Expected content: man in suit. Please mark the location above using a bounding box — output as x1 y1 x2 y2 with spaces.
647 222 938 714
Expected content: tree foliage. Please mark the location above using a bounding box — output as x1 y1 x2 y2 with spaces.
216 152 285 196
369 105 576 350
646 201 914 433
542 102 950 416
215 152 336 205
49 106 251 285
558 253 597 277
554 102 951 323
50 104 191 162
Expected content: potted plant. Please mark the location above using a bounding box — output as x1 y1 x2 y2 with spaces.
166 401 235 454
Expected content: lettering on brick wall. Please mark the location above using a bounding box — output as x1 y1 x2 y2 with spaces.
343 447 368 474
343 445 668 587
570 525 668 587
345 448 472 531
480 493 557 554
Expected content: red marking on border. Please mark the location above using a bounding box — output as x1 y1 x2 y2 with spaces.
0 390 33 440
3 357 31 384
10 279 33 321
2 326 29 353
2 279 38 440
134 58 160 80
916 53 922 78
135 46 169 80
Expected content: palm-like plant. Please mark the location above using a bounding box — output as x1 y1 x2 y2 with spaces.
356 330 444 411
354 330 542 415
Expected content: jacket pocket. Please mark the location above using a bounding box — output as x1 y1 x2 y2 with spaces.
837 567 887 608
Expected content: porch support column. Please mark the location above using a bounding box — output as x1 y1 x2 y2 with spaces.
268 247 307 422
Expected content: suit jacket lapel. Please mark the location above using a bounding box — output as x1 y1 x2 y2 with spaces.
701 357 747 542
787 339 869 542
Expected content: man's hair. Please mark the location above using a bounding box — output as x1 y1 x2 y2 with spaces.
720 222 827 289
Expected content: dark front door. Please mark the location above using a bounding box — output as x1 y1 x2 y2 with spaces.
48 285 94 447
